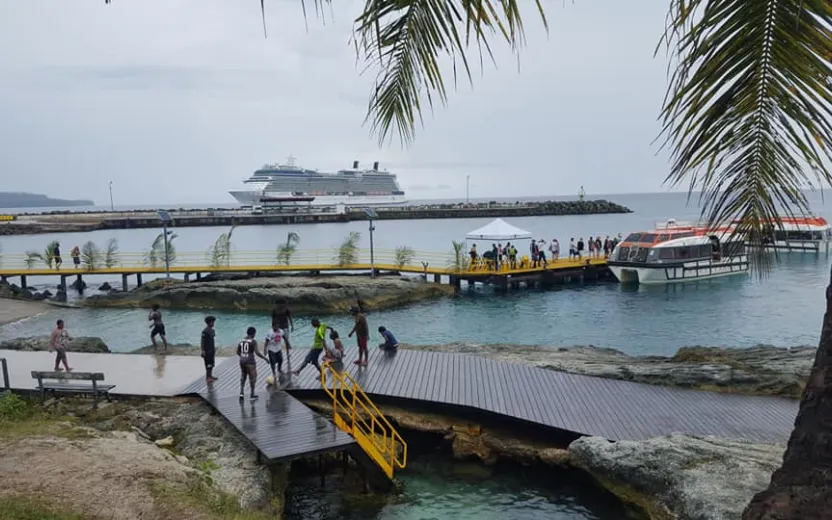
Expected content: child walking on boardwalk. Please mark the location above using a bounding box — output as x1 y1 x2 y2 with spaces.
201 316 217 383
264 325 284 378
292 319 328 376
238 326 267 401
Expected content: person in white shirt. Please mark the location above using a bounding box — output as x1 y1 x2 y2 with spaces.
569 238 577 260
264 325 284 378
549 239 559 262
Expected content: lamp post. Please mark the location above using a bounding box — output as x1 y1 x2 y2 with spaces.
108 181 114 211
157 210 173 279
364 207 378 278
466 175 470 204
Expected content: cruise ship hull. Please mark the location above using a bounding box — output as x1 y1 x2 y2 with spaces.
230 189 408 207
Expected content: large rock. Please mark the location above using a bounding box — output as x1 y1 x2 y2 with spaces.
83 274 455 313
403 343 813 398
568 434 785 520
0 335 111 353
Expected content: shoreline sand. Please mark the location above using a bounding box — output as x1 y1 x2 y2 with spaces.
0 298 52 326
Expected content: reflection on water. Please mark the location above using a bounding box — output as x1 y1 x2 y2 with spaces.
284 456 642 520
0 254 828 356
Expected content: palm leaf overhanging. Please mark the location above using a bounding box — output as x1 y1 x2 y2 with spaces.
658 0 832 271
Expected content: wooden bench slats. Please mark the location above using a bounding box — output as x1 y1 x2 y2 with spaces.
41 383 116 392
31 370 114 407
30 371 105 381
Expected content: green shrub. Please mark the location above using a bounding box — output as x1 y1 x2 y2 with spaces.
0 392 28 420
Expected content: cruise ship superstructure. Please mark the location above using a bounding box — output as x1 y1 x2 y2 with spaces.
229 156 407 207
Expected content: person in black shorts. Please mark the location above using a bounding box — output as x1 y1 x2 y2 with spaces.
148 304 168 352
238 326 267 400
53 242 62 270
271 298 294 351
201 316 217 383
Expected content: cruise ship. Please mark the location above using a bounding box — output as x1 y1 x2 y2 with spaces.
229 156 407 207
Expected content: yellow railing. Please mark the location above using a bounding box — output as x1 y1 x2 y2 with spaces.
320 361 407 480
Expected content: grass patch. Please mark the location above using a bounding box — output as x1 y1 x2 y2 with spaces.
0 494 87 520
150 474 272 520
0 393 92 440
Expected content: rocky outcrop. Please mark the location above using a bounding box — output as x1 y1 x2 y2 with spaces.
128 343 236 357
301 398 571 468
83 274 456 313
569 435 785 520
403 343 813 398
0 335 111 353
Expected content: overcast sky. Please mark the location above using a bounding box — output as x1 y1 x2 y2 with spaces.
0 0 675 205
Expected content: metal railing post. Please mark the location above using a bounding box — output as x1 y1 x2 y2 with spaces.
1 358 9 391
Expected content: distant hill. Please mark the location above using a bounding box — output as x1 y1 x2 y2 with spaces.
0 192 94 209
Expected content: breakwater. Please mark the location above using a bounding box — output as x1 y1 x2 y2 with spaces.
0 199 631 236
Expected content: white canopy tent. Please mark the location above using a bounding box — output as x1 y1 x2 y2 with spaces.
466 218 533 241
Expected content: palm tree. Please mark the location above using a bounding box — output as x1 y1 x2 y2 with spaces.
657 3 832 517
146 232 179 268
276 232 300 266
102 2 830 516
335 231 362 266
80 241 102 271
104 238 120 268
208 225 237 268
25 240 59 269
449 240 467 272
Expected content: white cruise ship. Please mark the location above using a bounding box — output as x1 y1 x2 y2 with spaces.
229 156 407 207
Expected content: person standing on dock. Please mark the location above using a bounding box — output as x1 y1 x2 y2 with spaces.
508 243 517 269
264 324 284 378
348 306 370 366
588 236 596 258
238 326 267 401
71 246 81 269
550 239 560 262
49 319 72 372
52 242 62 270
530 240 539 268
537 240 548 268
201 316 217 383
292 319 328 376
148 304 168 353
577 238 585 259
569 238 576 260
271 299 294 351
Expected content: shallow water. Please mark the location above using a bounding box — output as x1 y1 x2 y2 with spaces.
284 457 641 520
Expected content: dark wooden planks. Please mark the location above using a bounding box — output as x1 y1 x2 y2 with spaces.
201 391 355 463
179 348 799 444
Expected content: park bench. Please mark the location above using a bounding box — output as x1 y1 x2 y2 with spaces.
31 371 115 407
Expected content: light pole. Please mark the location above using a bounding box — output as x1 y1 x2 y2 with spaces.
364 207 378 278
157 210 173 279
466 175 470 204
108 181 114 211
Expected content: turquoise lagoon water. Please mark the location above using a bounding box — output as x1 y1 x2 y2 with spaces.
284 457 641 520
1 192 831 353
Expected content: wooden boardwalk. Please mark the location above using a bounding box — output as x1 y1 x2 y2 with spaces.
180 348 799 444
201 389 356 463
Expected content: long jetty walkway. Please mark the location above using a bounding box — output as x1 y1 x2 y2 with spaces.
0 248 612 291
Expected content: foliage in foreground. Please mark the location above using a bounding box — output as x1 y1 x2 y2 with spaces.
276 232 300 266
335 231 361 266
0 495 87 520
150 474 272 520
449 240 467 271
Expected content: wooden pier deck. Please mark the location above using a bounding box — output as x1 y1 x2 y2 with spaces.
0 248 611 292
180 348 798 444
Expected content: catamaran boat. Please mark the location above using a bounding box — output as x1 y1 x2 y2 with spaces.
608 219 749 284
746 216 832 253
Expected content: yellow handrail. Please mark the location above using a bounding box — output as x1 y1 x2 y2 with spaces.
320 362 407 480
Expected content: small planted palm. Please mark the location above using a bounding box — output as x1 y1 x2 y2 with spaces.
145 232 179 267
81 241 102 271
448 240 467 272
25 240 59 269
394 245 415 267
336 231 361 266
276 232 300 266
104 238 119 268
209 225 237 267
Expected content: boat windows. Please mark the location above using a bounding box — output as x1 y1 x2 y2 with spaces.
638 234 656 243
617 246 630 261
624 233 642 243
635 247 649 262
658 248 675 260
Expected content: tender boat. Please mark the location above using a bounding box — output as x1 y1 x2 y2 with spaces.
608 219 749 284
746 216 832 253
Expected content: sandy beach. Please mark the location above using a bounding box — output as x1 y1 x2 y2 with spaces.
0 298 51 326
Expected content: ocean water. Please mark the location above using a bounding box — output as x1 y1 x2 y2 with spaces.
0 191 830 354
284 456 641 520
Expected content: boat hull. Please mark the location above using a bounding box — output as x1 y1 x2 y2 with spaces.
229 190 408 207
747 239 832 254
608 256 749 285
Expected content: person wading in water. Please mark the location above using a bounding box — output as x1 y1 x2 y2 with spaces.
271 299 294 351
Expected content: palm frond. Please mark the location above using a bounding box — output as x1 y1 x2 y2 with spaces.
353 0 547 145
394 245 415 267
276 232 301 265
449 240 467 271
104 238 119 268
335 231 362 266
208 225 237 267
658 0 832 273
81 241 102 271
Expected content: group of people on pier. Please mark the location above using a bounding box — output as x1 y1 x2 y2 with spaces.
468 234 621 271
46 299 401 401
